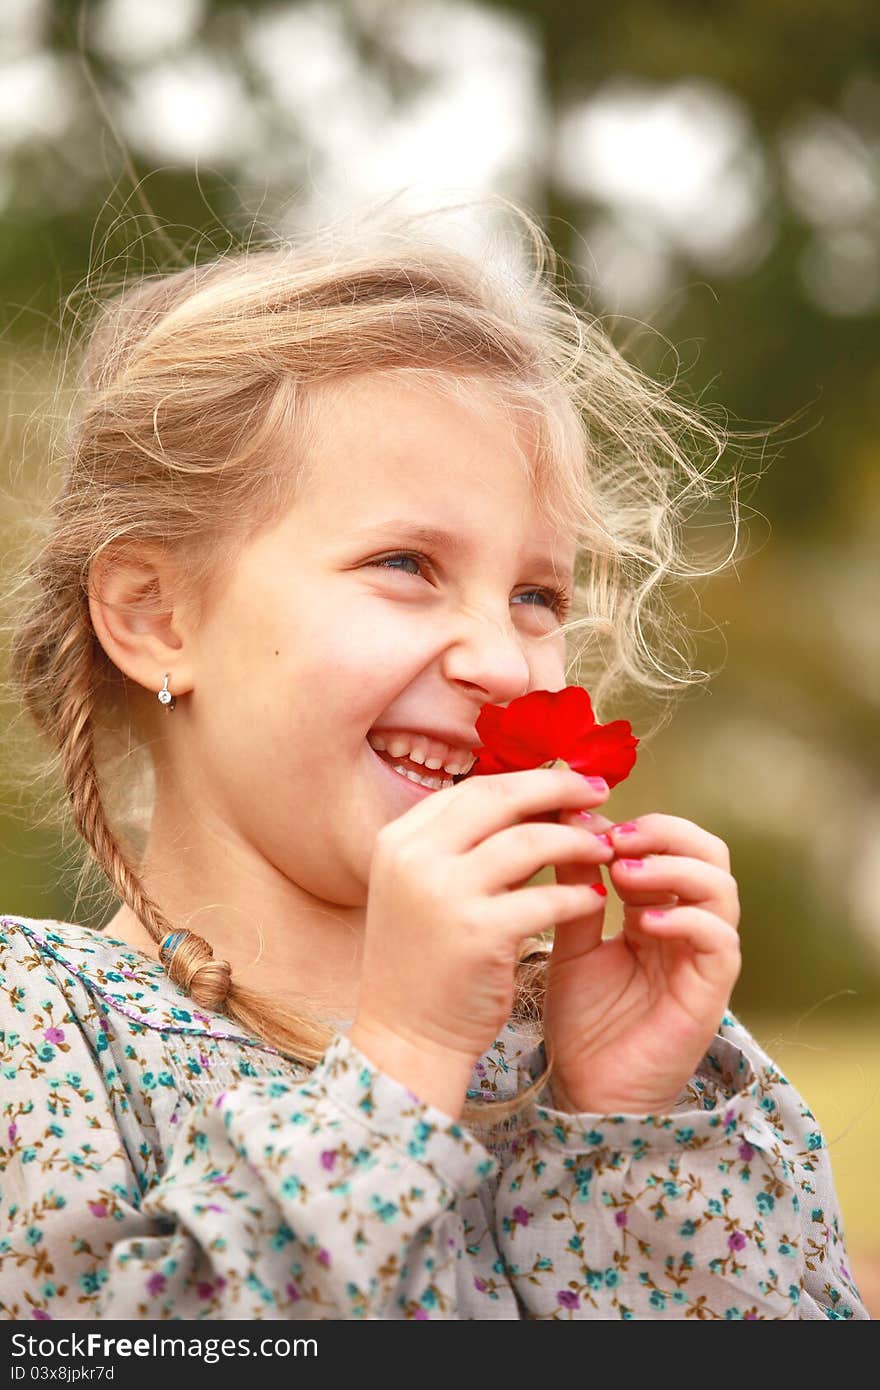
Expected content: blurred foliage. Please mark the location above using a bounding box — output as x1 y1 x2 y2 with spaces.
1 0 876 535
1 0 879 1030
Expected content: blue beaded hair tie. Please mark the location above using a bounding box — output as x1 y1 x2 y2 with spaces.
157 927 229 1007
159 930 190 968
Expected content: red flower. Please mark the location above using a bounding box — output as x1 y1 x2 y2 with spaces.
469 686 638 786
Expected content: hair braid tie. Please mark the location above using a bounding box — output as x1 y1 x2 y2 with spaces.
159 930 232 1010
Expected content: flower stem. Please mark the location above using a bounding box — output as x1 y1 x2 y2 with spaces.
535 758 569 822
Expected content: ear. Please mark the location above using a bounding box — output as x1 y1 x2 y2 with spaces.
88 543 196 700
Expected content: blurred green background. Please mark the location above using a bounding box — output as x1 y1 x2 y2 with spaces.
1 0 878 1313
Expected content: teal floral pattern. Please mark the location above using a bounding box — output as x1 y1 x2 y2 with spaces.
0 916 868 1320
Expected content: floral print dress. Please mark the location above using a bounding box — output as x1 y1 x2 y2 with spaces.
0 915 869 1320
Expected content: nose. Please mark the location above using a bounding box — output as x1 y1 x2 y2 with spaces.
440 603 533 706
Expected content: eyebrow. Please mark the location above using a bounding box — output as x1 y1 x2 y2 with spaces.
355 520 573 578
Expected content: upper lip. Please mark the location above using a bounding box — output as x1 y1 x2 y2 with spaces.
370 726 483 753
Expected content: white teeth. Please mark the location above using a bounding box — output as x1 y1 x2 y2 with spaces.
444 756 474 775
391 763 452 790
368 731 476 776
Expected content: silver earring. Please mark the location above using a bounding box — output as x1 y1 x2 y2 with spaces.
157 673 176 711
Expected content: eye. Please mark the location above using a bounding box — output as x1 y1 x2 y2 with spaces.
372 552 424 578
369 552 571 619
513 586 571 619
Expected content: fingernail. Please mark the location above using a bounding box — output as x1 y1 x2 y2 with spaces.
620 858 644 870
595 832 613 847
644 908 668 919
590 883 607 897
612 820 638 834
581 775 608 792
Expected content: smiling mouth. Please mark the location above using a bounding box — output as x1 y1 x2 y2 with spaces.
370 743 453 790
367 733 478 781
366 738 472 792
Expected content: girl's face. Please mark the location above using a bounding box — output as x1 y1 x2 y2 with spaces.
177 372 576 909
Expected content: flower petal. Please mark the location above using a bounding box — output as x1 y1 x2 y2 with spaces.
470 686 637 786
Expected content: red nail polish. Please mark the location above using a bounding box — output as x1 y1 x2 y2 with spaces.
595 832 613 847
613 821 638 834
620 858 644 870
590 883 607 896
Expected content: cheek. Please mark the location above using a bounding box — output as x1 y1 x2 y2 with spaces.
260 633 395 762
313 604 434 690
529 632 568 683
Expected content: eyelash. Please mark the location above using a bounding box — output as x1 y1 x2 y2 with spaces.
370 551 572 619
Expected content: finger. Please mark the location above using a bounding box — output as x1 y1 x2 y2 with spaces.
632 905 742 992
468 820 614 895
609 854 740 927
549 823 611 960
547 871 608 964
559 807 615 836
607 814 731 872
479 879 609 941
389 766 613 853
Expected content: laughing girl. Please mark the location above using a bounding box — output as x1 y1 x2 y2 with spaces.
0 199 867 1319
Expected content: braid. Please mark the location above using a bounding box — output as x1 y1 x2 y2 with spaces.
43 591 234 1012
8 564 227 1011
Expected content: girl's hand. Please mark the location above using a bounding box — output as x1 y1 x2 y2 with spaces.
543 812 741 1116
350 768 615 1118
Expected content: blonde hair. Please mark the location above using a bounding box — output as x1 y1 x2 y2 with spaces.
1 194 757 1124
